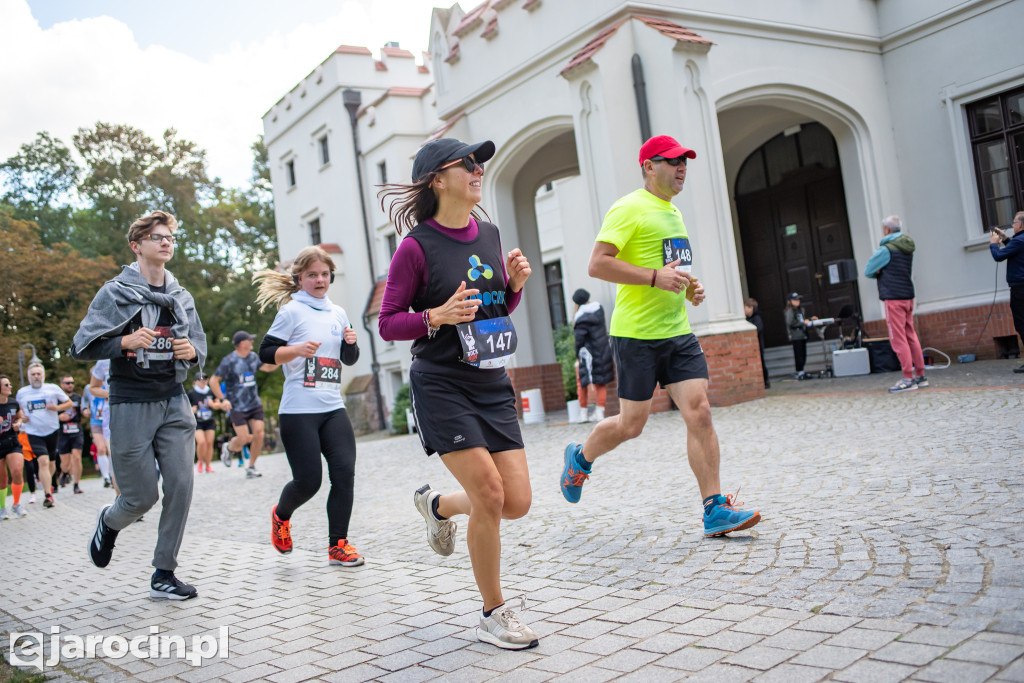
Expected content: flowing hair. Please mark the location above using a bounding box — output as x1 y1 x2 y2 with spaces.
377 174 490 236
252 246 337 312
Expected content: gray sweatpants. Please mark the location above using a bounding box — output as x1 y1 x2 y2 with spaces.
106 393 196 571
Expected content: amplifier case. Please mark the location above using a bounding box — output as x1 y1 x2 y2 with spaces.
833 348 870 376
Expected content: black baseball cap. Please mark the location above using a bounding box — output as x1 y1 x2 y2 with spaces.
788 292 802 300
412 138 496 182
232 330 254 345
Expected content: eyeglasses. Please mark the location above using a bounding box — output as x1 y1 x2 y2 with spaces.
61 380 74 384
439 156 484 174
650 156 687 167
141 234 177 244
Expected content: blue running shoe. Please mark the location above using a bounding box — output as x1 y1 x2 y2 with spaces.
703 490 761 537
242 445 251 462
560 442 589 504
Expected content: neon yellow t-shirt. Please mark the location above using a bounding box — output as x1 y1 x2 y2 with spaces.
595 189 692 340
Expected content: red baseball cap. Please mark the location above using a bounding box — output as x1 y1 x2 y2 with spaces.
638 135 697 165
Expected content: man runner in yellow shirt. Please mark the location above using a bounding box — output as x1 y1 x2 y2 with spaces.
561 135 761 537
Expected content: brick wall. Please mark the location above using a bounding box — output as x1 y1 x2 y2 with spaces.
508 331 766 420
508 363 566 418
701 329 767 406
863 301 1019 360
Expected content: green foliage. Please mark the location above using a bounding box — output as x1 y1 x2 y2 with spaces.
0 124 279 403
0 131 79 246
0 207 118 384
553 324 578 401
391 383 412 433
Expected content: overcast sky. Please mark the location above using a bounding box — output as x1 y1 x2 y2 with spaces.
1 0 449 189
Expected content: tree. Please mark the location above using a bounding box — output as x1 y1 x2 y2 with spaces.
0 131 79 246
0 207 117 384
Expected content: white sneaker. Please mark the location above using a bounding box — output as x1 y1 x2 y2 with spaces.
220 443 232 466
413 484 457 556
592 406 605 422
477 597 539 650
575 408 589 424
12 503 26 517
245 467 262 479
1 507 9 520
29 493 36 504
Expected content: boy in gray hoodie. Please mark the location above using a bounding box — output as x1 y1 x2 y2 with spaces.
72 210 207 600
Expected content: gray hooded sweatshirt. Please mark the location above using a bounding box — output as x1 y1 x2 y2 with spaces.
71 262 206 382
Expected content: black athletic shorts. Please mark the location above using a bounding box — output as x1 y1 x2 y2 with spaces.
0 436 21 456
611 334 709 401
409 359 524 457
57 432 84 453
26 430 59 459
230 406 265 426
196 419 216 432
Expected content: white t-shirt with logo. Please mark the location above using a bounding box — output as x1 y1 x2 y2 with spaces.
266 298 351 415
16 383 70 436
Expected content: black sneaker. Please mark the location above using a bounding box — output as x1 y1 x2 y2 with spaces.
1014 364 1024 374
150 571 198 601
43 494 55 507
88 505 118 568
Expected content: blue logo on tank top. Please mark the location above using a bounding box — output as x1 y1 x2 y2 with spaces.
467 255 493 281
466 290 505 306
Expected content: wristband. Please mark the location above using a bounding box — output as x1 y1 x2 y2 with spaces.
650 269 657 287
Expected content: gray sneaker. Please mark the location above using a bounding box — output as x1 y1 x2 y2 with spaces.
245 467 262 479
913 375 929 387
477 597 539 650
220 443 232 466
413 484 457 556
1 506 8 520
888 378 918 393
11 503 26 517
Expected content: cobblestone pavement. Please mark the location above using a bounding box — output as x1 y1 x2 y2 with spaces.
3 360 1022 682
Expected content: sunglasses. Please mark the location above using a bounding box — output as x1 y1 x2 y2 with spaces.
439 156 484 174
650 156 687 166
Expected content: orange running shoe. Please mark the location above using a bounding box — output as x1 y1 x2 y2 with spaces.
328 539 364 566
271 506 292 554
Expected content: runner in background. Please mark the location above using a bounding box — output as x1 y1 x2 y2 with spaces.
1 375 27 518
16 362 72 509
56 375 85 494
188 373 226 473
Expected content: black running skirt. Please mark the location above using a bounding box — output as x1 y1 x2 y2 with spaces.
409 358 524 456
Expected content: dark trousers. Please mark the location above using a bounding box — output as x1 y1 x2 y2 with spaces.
1011 286 1024 349
277 409 357 545
792 339 807 373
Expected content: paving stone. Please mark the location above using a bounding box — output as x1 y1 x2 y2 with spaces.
869 641 947 666
749 663 833 683
824 627 900 650
696 629 764 652
901 625 978 647
914 658 1000 683
655 646 730 671
790 644 867 669
724 645 796 670
831 658 917 683
946 638 1024 666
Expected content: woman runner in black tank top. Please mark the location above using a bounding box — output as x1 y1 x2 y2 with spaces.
378 138 539 650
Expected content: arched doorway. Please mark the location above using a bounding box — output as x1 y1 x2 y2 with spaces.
735 122 861 347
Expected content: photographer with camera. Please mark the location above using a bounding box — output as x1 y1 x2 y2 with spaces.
990 211 1024 374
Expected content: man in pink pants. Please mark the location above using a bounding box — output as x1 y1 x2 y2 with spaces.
864 215 927 392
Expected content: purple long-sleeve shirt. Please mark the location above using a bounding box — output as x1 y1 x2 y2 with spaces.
378 217 523 341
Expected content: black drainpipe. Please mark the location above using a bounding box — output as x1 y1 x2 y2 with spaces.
632 54 652 142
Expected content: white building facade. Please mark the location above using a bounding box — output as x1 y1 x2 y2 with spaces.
265 0 1024 420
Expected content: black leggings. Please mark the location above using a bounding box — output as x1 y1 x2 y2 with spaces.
24 458 38 493
792 339 807 373
276 409 357 545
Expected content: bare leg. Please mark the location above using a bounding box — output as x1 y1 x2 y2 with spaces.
436 447 531 611
665 379 721 499
580 397 652 463
247 420 265 468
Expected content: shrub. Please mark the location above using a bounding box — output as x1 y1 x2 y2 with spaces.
553 324 578 401
392 383 412 433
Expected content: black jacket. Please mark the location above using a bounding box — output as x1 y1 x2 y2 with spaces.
574 302 614 386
